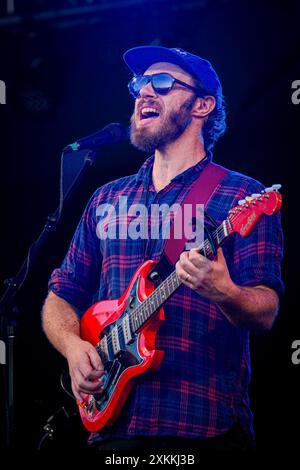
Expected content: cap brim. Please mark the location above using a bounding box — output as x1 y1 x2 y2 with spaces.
123 46 195 77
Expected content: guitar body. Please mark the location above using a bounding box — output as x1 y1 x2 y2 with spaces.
79 259 165 432
69 186 282 433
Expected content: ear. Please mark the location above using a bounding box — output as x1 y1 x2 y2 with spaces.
191 95 216 119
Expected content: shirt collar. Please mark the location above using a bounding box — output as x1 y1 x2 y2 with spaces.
135 150 213 188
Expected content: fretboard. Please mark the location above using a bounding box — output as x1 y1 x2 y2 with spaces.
130 218 231 333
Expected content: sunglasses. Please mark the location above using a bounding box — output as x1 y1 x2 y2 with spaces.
128 72 202 99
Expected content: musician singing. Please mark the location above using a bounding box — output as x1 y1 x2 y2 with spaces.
42 46 284 451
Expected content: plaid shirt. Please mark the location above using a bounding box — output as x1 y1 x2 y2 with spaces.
49 152 284 442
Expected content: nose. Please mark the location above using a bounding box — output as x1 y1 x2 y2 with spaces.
138 80 157 99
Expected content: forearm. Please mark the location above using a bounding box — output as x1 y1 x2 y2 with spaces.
217 283 279 331
42 290 104 400
42 290 81 358
176 249 280 331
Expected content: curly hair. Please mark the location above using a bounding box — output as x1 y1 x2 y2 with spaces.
194 79 227 151
202 95 227 151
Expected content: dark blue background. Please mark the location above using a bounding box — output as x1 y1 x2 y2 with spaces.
0 0 299 451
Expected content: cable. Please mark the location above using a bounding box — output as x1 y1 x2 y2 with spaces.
60 370 76 401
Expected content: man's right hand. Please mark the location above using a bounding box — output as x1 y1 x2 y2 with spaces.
65 336 105 402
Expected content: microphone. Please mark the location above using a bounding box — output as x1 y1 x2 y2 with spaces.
64 123 127 152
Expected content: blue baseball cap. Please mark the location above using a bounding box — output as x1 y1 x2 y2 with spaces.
123 45 222 106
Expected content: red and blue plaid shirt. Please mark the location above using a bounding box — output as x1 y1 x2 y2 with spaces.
49 152 284 442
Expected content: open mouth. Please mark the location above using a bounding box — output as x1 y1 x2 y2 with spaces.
140 107 160 120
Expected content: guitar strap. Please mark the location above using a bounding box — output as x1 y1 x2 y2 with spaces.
162 161 229 265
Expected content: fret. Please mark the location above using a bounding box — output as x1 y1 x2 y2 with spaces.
164 280 170 297
130 262 203 334
171 273 177 292
135 310 141 329
132 309 140 331
155 286 161 306
150 297 157 316
171 273 176 292
137 307 144 330
154 292 160 311
141 301 150 321
130 313 135 331
167 279 172 297
139 304 147 324
140 305 147 322
161 288 166 302
153 294 159 311
140 298 152 324
169 275 174 292
147 296 155 316
159 284 167 303
169 276 175 293
203 240 211 258
171 273 177 291
172 271 180 292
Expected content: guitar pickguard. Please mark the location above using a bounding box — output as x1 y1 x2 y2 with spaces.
94 278 145 414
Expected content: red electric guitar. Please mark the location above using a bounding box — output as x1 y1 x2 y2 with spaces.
74 185 282 432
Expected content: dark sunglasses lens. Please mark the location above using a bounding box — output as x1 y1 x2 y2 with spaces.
129 76 149 97
128 74 175 97
152 74 174 94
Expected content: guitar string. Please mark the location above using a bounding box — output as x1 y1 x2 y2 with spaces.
100 197 267 357
102 212 240 354
102 219 229 355
102 214 238 355
127 223 226 330
133 197 268 323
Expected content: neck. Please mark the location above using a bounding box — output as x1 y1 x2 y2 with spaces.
152 131 206 192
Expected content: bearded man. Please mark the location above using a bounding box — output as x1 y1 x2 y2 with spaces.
42 46 283 451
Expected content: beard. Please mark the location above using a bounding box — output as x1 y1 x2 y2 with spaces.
130 95 197 153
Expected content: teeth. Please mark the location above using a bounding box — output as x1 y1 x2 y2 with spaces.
141 107 160 116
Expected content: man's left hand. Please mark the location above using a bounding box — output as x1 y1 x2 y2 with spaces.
176 247 236 304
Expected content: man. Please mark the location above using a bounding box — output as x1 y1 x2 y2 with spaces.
42 46 284 451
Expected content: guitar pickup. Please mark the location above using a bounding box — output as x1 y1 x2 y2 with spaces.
122 314 133 345
111 324 121 355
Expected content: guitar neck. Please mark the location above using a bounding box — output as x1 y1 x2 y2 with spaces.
130 218 231 333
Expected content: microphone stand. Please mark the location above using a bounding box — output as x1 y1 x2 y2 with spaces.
0 146 97 449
